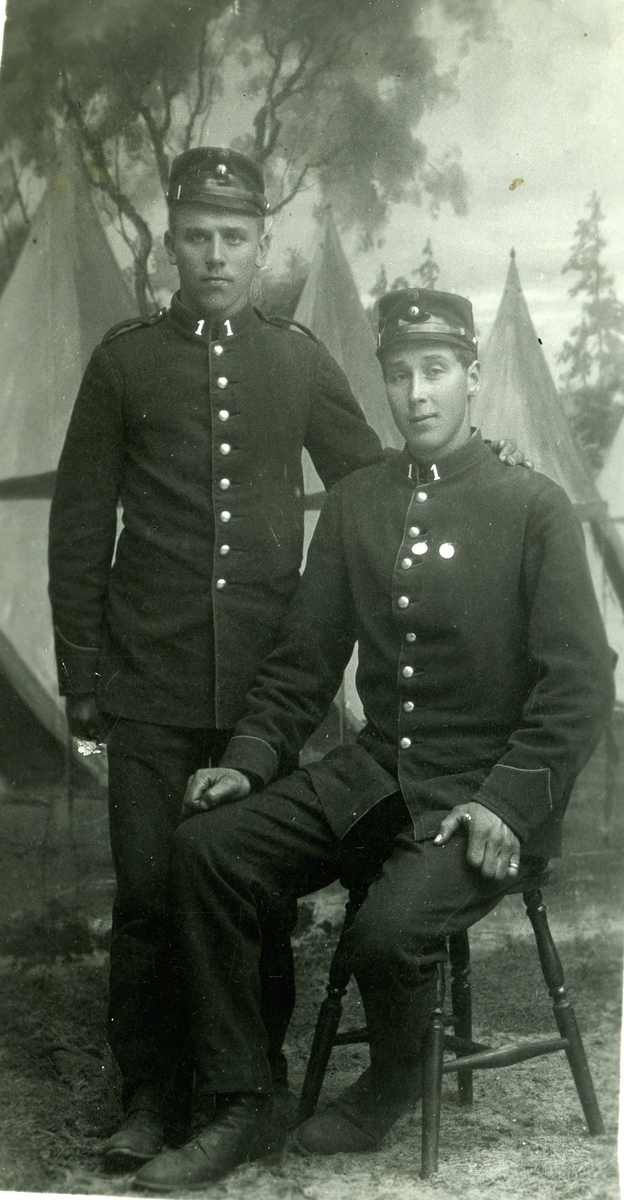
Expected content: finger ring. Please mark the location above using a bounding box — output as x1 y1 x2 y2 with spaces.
463 812 471 822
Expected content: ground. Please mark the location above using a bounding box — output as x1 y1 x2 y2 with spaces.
0 728 622 1200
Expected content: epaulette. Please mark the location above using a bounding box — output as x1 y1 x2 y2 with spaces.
255 310 320 343
101 309 167 347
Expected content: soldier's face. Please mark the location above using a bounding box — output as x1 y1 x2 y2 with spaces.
165 206 269 318
382 343 480 461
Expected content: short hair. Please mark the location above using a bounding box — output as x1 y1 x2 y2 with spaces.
454 345 478 370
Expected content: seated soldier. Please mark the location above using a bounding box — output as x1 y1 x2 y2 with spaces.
134 288 613 1192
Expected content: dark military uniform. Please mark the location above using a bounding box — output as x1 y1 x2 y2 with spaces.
49 296 382 724
48 293 384 1110
172 431 613 1095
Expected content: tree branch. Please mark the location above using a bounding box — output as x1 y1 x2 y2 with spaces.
61 73 154 317
139 103 170 191
182 19 211 152
269 164 310 213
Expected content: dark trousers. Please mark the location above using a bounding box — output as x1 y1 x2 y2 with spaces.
172 769 536 1096
106 718 296 1115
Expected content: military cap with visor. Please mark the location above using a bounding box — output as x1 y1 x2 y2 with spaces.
376 288 478 358
167 147 269 218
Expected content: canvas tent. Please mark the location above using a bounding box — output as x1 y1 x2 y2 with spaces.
295 212 405 729
295 210 402 497
598 414 624 525
0 131 135 773
476 250 624 704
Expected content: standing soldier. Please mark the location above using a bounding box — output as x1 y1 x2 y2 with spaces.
48 148 526 1170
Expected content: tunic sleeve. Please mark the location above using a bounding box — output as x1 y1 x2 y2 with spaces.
303 342 384 490
220 486 357 782
48 346 124 695
473 486 614 842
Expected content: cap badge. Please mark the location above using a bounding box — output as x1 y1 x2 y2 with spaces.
409 306 420 316
215 163 228 178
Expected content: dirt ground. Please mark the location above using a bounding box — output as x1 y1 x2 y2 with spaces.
0 728 622 1200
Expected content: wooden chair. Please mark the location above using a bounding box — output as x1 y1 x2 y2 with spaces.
296 877 605 1178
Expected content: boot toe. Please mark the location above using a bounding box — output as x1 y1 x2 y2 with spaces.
104 1110 164 1172
133 1097 272 1192
133 1140 216 1192
294 1108 379 1156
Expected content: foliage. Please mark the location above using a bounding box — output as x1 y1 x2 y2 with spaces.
558 193 624 471
414 236 440 290
367 237 441 327
0 0 493 314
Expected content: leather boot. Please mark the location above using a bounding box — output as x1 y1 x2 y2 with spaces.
103 1086 165 1172
295 1060 423 1156
133 1092 273 1191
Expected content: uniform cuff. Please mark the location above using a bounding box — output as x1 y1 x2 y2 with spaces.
220 735 278 785
474 763 553 842
53 627 100 696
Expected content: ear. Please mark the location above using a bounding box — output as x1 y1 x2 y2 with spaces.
467 359 481 398
255 229 271 270
164 228 177 267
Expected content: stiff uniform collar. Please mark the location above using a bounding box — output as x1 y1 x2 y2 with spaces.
397 429 488 485
169 292 256 342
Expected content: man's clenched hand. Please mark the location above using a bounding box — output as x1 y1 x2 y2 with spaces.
492 439 533 469
182 767 251 818
66 693 101 740
433 801 521 881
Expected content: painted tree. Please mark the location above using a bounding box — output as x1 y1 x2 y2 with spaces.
558 192 624 470
414 237 440 290
367 238 441 327
0 0 492 314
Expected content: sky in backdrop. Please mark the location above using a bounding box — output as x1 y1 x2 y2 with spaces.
2 0 622 379
261 0 624 377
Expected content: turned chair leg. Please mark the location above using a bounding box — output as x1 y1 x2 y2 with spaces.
524 888 605 1136
421 960 446 1179
296 892 364 1124
449 930 473 1106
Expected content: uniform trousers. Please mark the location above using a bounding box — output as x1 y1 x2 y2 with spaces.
172 767 540 1097
106 718 296 1118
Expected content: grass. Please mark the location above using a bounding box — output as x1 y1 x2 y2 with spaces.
0 730 622 1197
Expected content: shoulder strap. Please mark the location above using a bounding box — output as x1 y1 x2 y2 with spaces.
255 310 320 343
101 309 167 347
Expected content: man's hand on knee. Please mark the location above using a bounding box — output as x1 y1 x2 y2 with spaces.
433 802 521 881
182 767 251 817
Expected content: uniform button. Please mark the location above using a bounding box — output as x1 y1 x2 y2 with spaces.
219 478 230 490
220 443 231 455
218 409 229 422
408 526 420 537
439 542 455 558
412 542 428 555
405 632 416 643
217 376 228 389
403 700 415 712
402 665 414 678
398 596 409 609
220 511 231 523
220 544 230 556
416 491 428 503
216 578 226 590
213 344 224 355
401 557 413 569
400 737 412 749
